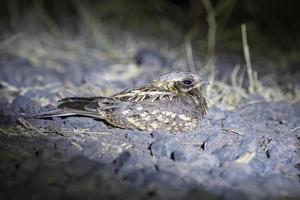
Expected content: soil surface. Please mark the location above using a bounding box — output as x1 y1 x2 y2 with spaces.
0 55 300 200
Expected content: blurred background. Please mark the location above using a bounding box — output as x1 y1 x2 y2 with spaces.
0 0 299 105
0 0 299 62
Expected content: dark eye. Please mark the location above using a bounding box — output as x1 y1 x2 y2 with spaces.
182 78 194 86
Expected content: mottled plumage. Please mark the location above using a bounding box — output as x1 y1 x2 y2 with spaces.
35 72 208 132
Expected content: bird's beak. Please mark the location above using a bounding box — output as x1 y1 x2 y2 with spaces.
194 81 209 88
201 81 210 86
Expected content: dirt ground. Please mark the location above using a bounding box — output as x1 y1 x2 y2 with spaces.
0 47 299 200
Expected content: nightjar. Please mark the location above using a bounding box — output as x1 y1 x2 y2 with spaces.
36 72 208 132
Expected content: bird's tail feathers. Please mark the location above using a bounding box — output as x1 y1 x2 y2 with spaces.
28 108 104 119
26 96 107 119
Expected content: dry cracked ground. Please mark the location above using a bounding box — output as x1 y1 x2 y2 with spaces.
0 46 300 200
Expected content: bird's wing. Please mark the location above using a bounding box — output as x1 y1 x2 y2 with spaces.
113 84 175 102
32 83 175 119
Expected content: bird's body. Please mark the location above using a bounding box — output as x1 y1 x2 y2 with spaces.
35 72 208 132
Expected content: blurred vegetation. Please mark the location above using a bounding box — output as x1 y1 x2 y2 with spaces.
0 0 299 65
0 0 299 107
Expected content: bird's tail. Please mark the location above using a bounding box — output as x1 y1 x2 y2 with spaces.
28 97 106 119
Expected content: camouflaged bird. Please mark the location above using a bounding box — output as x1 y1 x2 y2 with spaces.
36 72 208 132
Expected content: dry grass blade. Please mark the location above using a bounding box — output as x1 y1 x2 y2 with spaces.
0 80 19 92
185 38 196 73
17 118 42 134
0 128 10 135
220 128 244 136
0 33 24 49
235 152 256 164
241 23 257 93
70 141 84 151
291 126 300 132
239 100 265 108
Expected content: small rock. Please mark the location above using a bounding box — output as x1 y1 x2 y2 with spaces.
150 138 183 160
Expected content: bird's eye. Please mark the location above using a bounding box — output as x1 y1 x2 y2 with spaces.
182 78 194 86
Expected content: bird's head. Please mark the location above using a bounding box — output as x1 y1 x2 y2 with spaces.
155 72 208 95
